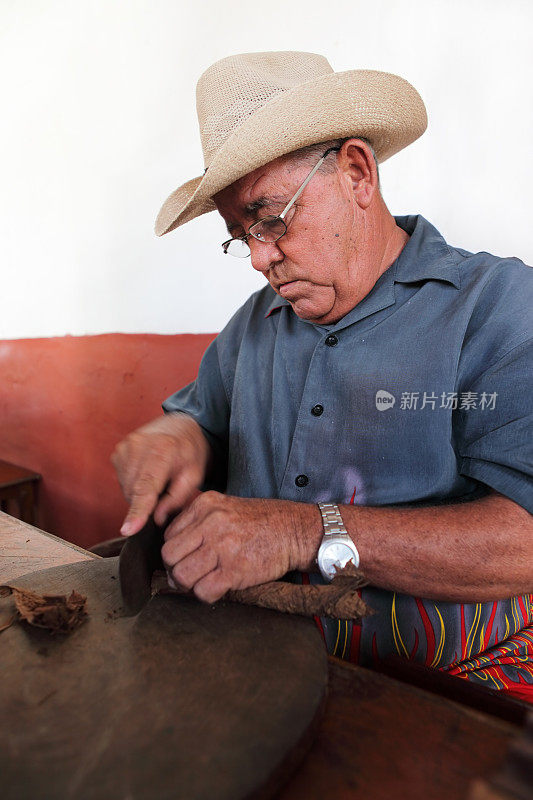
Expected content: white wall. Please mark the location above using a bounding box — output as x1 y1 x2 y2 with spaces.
1 0 531 338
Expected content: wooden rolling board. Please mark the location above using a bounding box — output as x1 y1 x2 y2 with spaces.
0 511 98 583
0 557 328 800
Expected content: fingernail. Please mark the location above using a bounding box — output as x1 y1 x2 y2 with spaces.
120 522 133 536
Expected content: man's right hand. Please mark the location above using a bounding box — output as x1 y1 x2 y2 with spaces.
111 413 211 537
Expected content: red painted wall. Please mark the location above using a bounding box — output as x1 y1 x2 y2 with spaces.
0 334 216 549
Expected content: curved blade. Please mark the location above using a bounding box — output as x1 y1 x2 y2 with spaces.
119 518 165 616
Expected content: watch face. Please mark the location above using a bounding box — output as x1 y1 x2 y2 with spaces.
320 542 356 580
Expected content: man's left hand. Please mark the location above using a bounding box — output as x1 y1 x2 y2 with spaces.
161 491 320 603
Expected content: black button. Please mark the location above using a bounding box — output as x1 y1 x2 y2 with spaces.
325 334 338 347
311 404 324 417
295 474 309 488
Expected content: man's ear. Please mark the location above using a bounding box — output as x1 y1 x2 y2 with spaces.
337 138 378 209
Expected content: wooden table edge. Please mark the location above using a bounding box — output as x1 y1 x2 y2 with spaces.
0 511 100 584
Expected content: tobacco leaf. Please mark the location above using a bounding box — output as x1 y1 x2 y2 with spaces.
153 562 372 621
0 585 88 635
225 567 372 620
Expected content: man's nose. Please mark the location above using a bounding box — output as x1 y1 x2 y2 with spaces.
248 237 284 273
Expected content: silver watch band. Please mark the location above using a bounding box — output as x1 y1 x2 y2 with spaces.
317 502 348 536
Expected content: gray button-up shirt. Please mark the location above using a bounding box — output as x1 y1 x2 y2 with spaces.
164 214 533 688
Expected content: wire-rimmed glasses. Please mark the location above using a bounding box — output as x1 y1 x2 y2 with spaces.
221 146 341 258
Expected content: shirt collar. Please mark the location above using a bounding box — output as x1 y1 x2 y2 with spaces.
265 294 290 317
393 214 461 289
264 214 461 318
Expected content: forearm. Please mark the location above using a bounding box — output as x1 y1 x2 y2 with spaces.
292 493 533 602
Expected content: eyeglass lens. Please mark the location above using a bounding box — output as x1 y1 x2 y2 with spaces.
249 215 287 242
224 238 251 258
224 216 288 258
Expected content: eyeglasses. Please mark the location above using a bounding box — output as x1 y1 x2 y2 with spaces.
221 146 341 258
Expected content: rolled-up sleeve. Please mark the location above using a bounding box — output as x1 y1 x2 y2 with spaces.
456 338 533 513
163 337 230 489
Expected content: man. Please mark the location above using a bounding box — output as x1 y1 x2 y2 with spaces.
113 52 533 700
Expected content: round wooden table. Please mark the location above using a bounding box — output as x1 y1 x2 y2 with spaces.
0 512 526 800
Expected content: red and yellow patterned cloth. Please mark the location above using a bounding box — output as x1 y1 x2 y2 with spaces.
443 607 533 702
305 574 533 703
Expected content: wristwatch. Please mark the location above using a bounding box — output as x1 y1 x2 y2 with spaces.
316 502 360 582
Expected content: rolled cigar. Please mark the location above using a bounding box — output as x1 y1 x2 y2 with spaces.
152 563 372 620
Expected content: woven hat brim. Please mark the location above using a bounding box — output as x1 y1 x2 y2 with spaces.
155 69 427 237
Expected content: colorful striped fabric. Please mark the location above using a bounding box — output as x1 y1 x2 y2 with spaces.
303 571 533 703
443 617 533 701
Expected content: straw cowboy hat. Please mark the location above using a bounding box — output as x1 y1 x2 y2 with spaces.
155 51 427 237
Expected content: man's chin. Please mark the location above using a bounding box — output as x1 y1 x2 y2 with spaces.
290 300 335 324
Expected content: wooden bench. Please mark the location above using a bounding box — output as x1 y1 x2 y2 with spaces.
0 459 41 526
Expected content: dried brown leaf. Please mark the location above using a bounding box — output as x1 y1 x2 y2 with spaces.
0 585 88 635
226 579 372 620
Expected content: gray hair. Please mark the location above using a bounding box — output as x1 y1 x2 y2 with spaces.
285 137 380 188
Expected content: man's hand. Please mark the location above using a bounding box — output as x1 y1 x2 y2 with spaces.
161 492 318 603
111 413 212 536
